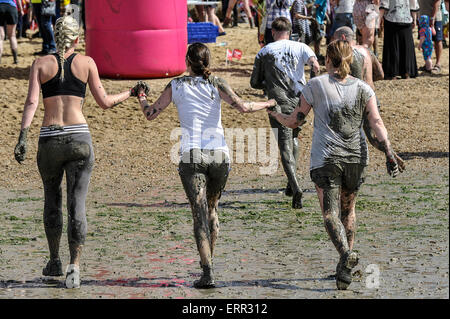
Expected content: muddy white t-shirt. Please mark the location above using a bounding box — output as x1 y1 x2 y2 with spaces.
301 74 375 170
171 76 229 156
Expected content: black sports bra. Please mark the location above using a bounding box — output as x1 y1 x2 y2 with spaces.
41 53 87 99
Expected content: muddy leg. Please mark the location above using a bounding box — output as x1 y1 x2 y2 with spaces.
65 155 93 266
272 119 302 207
317 185 349 256
340 188 357 250
207 193 220 258
42 174 64 262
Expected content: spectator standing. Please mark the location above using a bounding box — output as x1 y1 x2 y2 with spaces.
330 0 355 35
292 0 314 44
0 0 23 64
223 0 254 27
262 0 295 45
380 0 418 79
418 14 434 72
31 0 56 55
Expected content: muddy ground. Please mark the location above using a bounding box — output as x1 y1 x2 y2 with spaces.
0 24 448 299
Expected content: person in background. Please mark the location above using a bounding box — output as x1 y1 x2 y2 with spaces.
419 0 443 73
311 0 327 62
31 0 56 55
380 0 418 79
291 0 314 44
353 0 379 49
251 17 320 209
221 0 239 27
17 0 31 39
223 0 255 27
418 15 434 72
262 0 295 45
410 0 420 28
330 0 355 36
196 1 226 36
0 0 23 64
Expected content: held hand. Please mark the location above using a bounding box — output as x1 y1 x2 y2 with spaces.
130 81 150 97
393 151 405 173
267 99 277 108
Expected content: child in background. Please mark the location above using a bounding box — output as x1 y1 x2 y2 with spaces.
418 15 434 73
312 0 327 63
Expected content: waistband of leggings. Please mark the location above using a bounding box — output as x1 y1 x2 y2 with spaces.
39 124 90 137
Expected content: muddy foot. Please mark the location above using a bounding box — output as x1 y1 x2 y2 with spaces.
194 264 215 289
285 183 293 197
65 264 80 289
42 259 63 276
336 251 359 290
292 192 303 209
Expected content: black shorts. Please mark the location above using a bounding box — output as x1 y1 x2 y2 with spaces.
433 20 443 42
0 3 18 25
310 162 367 193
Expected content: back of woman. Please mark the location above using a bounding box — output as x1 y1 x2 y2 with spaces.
170 75 228 154
302 74 374 170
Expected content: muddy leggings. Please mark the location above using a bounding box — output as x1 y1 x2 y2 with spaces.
37 132 94 253
178 149 230 268
269 116 302 195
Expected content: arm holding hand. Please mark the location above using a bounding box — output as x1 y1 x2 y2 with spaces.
217 77 276 113
267 95 312 129
87 57 131 109
139 82 171 121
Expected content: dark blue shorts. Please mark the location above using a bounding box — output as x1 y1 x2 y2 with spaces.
433 20 443 42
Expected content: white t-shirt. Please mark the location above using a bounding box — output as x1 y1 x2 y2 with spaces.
335 0 355 14
171 76 230 156
255 39 316 95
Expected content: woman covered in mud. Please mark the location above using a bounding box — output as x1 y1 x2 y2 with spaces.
268 40 401 290
13 15 146 289
137 43 276 288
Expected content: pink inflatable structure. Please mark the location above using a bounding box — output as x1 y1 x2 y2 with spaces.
85 0 187 79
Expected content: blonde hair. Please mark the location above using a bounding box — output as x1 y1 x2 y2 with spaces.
326 40 353 79
54 15 79 81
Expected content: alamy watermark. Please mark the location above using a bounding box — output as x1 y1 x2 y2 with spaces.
169 127 280 175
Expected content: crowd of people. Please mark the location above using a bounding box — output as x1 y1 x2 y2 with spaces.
191 0 449 76
3 0 446 292
0 0 84 63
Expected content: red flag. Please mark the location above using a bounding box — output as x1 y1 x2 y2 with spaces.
232 49 242 60
226 49 233 61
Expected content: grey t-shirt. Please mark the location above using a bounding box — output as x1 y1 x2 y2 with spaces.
335 0 355 14
302 74 375 170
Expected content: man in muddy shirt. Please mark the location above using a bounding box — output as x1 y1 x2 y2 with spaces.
251 17 320 208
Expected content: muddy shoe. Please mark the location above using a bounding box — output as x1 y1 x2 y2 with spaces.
194 265 215 289
42 259 63 276
336 251 359 290
285 182 293 197
65 264 80 289
292 191 303 209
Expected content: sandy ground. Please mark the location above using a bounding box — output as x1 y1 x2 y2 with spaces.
0 24 448 299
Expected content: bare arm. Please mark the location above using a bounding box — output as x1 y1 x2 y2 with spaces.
20 59 41 130
139 82 172 121
365 95 401 176
267 95 312 129
370 51 384 81
87 57 131 109
217 77 276 113
14 59 41 163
